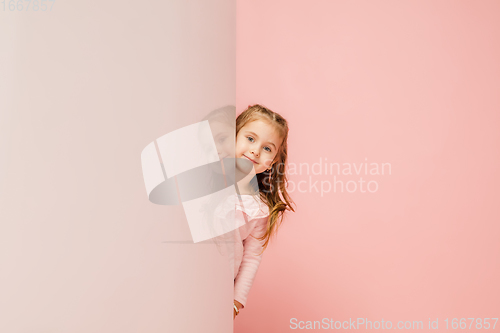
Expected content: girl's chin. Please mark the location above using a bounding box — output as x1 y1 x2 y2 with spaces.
235 158 256 175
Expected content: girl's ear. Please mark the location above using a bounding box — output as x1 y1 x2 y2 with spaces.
270 157 279 170
271 153 281 168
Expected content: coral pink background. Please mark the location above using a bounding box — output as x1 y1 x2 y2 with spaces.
1 1 499 332
235 1 500 332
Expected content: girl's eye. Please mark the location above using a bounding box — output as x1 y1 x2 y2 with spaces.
246 136 271 152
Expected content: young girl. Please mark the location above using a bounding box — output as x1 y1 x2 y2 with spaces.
231 104 295 319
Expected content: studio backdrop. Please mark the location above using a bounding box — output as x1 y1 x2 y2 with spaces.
235 1 500 332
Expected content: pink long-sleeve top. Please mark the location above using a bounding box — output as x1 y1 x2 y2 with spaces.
231 194 270 308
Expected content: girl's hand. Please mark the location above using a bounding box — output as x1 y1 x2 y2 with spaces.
233 300 243 319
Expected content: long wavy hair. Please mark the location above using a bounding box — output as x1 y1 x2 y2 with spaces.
236 104 295 254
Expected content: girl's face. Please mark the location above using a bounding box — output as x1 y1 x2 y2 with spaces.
236 118 282 175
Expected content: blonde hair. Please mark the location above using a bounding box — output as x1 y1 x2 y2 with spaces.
236 104 295 254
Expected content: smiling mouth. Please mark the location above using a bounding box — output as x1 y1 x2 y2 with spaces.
243 155 259 164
